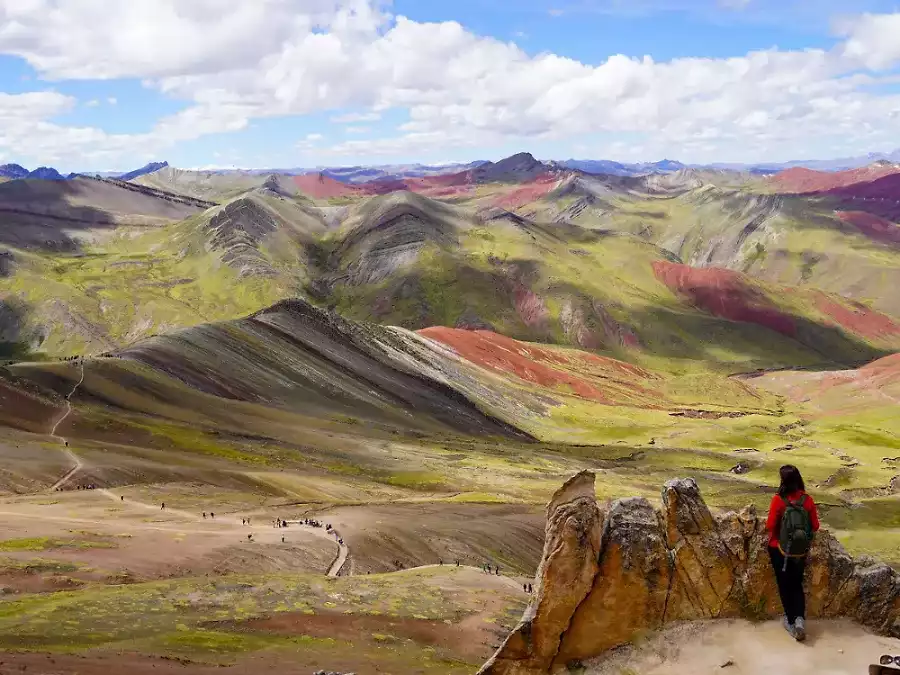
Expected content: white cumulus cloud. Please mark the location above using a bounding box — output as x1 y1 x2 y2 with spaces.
0 1 899 166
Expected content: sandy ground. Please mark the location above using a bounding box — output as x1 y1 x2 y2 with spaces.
586 618 900 675
0 489 337 581
315 502 545 574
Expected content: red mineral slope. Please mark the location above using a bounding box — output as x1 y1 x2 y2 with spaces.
836 211 900 245
813 292 900 340
418 327 656 404
752 352 900 415
827 172 900 200
292 173 362 199
492 174 558 209
652 261 797 337
861 352 900 376
823 174 900 223
771 163 900 194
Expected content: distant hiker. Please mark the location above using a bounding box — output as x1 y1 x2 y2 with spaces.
242 518 245 525
161 502 165 510
120 495 124 501
767 464 820 642
202 512 207 519
528 583 533 593
523 583 528 593
210 512 214 519
495 566 500 576
247 534 253 542
282 536 285 543
456 560 459 567
439 559 443 566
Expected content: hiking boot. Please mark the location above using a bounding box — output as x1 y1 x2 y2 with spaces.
782 616 796 637
794 617 806 642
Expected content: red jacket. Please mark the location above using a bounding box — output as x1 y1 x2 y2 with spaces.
765 491 820 549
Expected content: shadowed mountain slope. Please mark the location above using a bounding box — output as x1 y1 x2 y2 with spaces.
0 175 205 250
6 298 541 446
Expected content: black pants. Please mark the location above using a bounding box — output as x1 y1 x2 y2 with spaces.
769 547 807 623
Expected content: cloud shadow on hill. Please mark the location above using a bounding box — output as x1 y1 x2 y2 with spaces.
0 179 120 251
630 304 894 374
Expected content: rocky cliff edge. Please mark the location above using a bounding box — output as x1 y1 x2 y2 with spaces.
479 471 900 674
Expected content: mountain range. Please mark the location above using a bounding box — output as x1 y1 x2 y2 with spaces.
2 146 899 187
2 143 900 672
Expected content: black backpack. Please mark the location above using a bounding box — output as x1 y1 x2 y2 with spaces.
778 494 812 561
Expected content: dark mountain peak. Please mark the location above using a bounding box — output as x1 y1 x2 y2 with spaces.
654 159 686 171
0 163 29 179
473 152 550 183
25 166 65 181
118 161 169 181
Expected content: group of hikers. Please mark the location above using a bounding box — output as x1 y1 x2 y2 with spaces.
56 483 96 491
201 512 215 519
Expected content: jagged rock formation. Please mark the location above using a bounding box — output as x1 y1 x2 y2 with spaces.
0 249 13 277
480 472 900 675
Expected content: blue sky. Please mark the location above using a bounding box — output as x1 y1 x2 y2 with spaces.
0 0 898 171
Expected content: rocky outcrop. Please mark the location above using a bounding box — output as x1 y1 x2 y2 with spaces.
479 473 900 675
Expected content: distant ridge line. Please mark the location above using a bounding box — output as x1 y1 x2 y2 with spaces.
78 174 218 209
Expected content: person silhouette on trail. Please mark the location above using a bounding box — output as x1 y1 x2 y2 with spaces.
766 464 820 643
247 533 253 542
282 536 285 543
210 512 214 519
120 495 124 501
202 512 207 519
161 502 165 510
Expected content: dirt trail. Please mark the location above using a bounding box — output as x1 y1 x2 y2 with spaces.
48 359 86 491
283 519 349 578
327 537 350 576
586 618 900 675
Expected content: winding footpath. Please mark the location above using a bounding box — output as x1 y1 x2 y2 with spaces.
48 359 86 492
42 357 349 578
284 519 350 577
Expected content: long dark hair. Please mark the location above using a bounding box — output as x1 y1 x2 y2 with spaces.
777 464 805 497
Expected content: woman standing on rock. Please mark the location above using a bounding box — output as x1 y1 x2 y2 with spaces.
766 464 820 642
